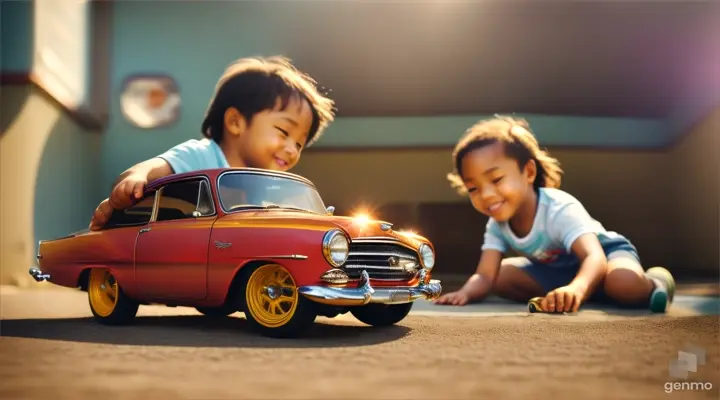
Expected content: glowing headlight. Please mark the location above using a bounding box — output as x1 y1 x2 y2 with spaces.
419 243 435 270
322 229 349 267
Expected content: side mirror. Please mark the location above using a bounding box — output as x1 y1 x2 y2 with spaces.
326 206 335 216
192 211 202 217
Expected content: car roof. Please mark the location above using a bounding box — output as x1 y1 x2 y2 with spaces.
146 167 316 190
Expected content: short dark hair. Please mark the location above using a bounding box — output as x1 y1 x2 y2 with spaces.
201 56 335 146
447 115 564 195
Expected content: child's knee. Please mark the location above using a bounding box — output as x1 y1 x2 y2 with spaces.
603 260 653 302
604 267 643 292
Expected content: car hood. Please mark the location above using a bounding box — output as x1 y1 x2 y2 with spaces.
219 210 429 245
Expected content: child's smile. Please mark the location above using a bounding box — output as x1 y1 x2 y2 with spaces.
460 142 535 223
273 157 289 168
223 96 314 172
487 200 506 215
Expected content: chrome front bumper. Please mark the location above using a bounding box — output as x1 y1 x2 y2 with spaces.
298 270 442 306
29 267 51 282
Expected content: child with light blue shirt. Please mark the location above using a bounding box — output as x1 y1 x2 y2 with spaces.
433 116 675 313
89 56 335 231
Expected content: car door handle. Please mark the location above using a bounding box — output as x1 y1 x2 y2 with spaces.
139 227 151 233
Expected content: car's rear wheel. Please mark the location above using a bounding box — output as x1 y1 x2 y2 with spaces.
242 263 316 338
87 268 139 325
351 302 414 327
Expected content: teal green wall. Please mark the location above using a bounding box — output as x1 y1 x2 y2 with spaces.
311 115 670 148
1 0 33 73
102 1 679 191
0 85 102 259
6 1 714 244
34 93 104 242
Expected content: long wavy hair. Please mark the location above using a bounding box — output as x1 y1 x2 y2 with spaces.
447 115 563 195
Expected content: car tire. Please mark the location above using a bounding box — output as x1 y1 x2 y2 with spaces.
351 302 414 327
240 263 317 338
87 268 139 325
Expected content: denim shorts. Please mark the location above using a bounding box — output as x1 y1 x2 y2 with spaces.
512 235 641 302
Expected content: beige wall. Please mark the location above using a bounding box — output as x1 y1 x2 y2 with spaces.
0 85 102 287
294 109 719 278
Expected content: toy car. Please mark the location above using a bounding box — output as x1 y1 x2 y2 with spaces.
30 168 442 338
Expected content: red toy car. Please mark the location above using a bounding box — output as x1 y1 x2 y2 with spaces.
30 168 442 337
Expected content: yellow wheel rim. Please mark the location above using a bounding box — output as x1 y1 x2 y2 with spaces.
88 269 119 317
245 264 298 328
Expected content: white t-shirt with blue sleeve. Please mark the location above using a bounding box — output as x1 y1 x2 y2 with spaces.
481 188 626 268
156 138 230 174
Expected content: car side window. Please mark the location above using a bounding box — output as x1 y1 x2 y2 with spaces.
104 192 156 228
155 179 214 222
196 181 215 216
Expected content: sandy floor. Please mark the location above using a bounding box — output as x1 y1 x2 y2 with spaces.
1 287 718 399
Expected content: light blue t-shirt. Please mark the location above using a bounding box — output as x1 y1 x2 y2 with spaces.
156 138 230 174
481 188 625 267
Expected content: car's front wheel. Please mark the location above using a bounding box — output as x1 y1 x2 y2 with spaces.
87 268 139 325
241 263 316 338
351 302 414 327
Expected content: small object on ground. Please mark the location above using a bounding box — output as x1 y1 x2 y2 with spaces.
527 297 544 313
527 297 568 314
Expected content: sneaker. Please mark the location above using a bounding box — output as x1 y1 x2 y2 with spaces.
646 266 676 313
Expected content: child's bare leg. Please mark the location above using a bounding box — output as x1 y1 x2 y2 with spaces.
492 257 546 302
603 253 654 304
602 251 676 312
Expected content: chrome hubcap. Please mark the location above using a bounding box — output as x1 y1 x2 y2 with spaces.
264 286 279 300
263 286 295 300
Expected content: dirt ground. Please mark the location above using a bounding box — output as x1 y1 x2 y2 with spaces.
1 287 718 400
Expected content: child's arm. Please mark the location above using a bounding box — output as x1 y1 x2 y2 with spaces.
433 250 502 306
113 158 175 187
434 219 506 305
89 158 174 231
457 249 504 300
89 139 209 231
108 157 174 209
540 233 607 313
568 232 608 300
544 201 610 311
110 158 174 206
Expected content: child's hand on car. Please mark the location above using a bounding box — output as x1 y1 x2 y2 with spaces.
89 174 146 231
433 290 471 306
89 198 113 231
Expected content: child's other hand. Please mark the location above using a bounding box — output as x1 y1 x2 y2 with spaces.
541 284 586 313
433 291 471 306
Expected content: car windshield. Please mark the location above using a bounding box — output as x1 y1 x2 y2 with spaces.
217 171 327 214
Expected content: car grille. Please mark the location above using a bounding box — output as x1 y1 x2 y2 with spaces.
343 240 421 281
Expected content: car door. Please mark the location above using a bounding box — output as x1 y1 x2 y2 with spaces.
134 177 215 300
